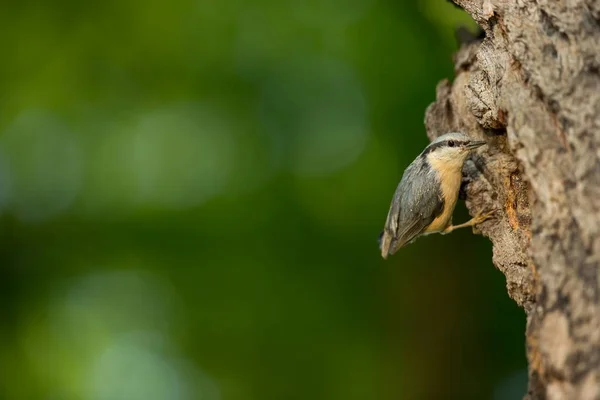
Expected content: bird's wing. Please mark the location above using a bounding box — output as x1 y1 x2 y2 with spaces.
387 162 445 250
393 215 431 249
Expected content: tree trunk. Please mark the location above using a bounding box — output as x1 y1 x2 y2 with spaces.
424 1 600 398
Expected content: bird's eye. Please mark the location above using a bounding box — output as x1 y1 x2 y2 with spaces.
448 140 456 147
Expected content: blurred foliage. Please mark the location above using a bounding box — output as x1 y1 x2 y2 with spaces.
0 0 525 399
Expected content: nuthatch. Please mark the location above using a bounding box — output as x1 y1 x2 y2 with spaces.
379 132 492 259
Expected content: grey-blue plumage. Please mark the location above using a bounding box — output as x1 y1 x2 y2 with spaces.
384 150 445 250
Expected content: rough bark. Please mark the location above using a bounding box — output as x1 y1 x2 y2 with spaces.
425 0 600 399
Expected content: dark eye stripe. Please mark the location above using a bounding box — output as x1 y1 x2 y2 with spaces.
422 141 446 155
422 139 466 155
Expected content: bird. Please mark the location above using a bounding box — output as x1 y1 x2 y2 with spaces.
379 132 493 259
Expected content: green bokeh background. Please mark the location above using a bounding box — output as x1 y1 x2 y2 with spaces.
0 1 526 399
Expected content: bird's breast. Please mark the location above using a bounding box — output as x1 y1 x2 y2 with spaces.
423 164 462 233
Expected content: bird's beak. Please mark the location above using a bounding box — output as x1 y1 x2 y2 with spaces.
466 140 487 150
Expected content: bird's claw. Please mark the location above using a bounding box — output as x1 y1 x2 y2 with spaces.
474 209 499 225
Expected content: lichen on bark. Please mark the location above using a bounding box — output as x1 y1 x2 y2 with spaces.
425 0 600 398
